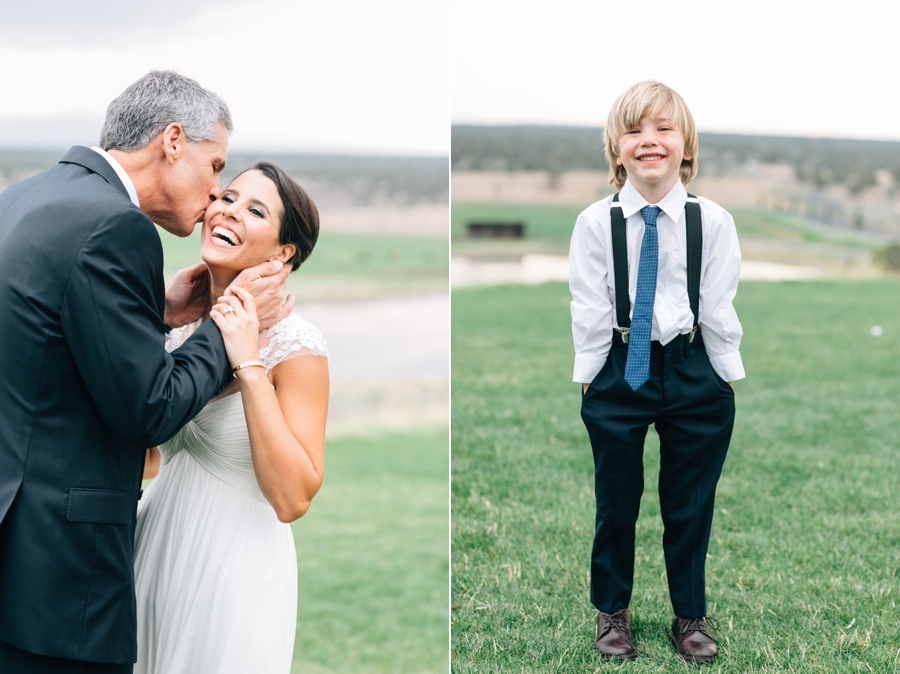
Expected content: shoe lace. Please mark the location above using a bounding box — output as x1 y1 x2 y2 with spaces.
678 616 718 639
606 610 631 635
600 610 646 659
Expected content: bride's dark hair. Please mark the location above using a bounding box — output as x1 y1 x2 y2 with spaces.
241 161 319 271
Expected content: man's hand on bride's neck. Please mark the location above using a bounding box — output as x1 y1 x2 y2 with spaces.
219 259 293 332
164 262 212 329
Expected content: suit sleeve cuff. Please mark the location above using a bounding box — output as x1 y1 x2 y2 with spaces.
708 350 745 382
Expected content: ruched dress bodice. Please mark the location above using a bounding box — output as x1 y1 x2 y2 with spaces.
164 393 266 501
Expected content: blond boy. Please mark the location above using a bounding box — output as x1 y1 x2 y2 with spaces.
570 81 744 663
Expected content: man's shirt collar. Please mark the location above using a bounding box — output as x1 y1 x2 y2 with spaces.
90 146 140 208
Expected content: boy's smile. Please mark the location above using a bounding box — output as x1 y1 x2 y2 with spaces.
616 112 689 201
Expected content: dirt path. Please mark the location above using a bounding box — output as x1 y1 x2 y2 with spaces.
451 255 825 287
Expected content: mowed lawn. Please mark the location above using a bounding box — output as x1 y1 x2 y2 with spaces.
292 427 449 674
452 280 900 672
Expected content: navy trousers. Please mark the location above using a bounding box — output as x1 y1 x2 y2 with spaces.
0 639 132 673
580 331 734 618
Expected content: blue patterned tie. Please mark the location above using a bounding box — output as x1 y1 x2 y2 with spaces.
624 206 660 391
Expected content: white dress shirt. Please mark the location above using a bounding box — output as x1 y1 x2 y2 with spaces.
570 178 745 384
90 146 140 208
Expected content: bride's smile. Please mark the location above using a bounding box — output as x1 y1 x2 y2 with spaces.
200 169 294 276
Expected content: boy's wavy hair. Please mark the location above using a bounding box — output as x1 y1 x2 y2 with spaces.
603 81 698 191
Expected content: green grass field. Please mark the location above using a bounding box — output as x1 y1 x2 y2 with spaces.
450 203 881 261
292 427 449 673
158 228 448 302
140 427 448 673
452 280 900 672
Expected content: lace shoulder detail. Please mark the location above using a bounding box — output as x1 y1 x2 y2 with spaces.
259 312 328 372
165 319 202 353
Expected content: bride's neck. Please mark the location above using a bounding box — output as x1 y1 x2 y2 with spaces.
206 266 240 318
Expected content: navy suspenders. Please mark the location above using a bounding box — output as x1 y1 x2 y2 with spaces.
610 193 702 341
610 194 632 337
685 197 702 331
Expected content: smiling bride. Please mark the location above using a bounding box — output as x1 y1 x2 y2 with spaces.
133 162 329 674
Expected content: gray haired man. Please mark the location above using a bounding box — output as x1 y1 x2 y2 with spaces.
0 70 290 672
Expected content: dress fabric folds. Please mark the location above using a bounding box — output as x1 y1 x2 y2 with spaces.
133 313 327 674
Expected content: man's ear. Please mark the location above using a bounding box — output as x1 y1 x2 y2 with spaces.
161 123 185 164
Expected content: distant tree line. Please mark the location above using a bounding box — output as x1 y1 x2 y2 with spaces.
0 150 449 205
452 125 900 194
222 153 448 205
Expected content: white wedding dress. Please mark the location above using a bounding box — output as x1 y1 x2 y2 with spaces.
133 313 327 674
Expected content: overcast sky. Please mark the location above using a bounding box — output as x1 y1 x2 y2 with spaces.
0 0 449 155
452 0 900 142
5 0 896 155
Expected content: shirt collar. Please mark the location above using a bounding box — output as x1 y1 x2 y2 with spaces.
619 178 687 223
90 146 140 208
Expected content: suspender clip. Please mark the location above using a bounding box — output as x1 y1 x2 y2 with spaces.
615 327 630 344
689 325 699 343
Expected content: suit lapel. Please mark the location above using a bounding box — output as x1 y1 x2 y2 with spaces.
59 146 131 201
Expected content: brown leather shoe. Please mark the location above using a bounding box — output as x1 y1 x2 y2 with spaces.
595 608 638 661
670 616 718 664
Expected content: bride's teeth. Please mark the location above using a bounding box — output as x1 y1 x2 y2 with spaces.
212 226 239 246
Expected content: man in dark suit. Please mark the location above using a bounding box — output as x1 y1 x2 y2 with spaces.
0 71 291 672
